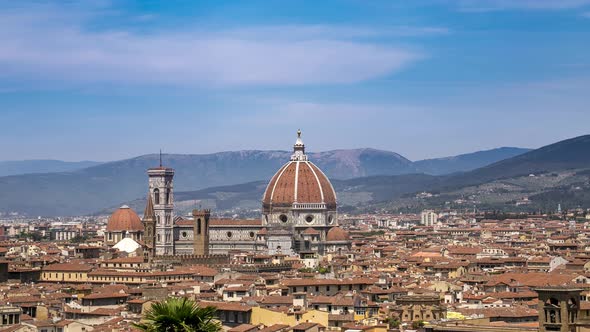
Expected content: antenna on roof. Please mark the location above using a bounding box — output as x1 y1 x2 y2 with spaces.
159 149 162 167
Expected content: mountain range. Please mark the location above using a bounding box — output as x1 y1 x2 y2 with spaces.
15 135 590 215
0 143 566 216
413 147 531 175
119 136 590 216
0 160 101 177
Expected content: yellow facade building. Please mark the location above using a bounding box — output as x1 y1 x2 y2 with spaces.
40 263 92 283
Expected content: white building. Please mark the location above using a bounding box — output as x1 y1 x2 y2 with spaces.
421 210 438 226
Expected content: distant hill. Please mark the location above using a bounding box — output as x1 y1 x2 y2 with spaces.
414 147 531 175
441 135 590 189
0 149 414 216
113 135 590 216
109 174 440 218
0 144 535 216
0 160 101 177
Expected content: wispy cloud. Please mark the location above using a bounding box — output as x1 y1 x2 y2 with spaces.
454 0 590 12
221 25 449 40
582 11 590 17
0 3 431 88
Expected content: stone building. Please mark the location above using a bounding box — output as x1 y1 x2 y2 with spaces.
104 130 351 258
421 210 438 226
208 130 351 255
104 205 144 247
147 165 175 255
390 295 447 322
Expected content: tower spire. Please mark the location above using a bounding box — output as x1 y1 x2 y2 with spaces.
291 129 307 161
143 192 155 220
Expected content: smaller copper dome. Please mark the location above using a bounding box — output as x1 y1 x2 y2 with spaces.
326 227 350 242
107 205 144 232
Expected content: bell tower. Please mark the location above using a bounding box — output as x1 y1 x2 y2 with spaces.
148 153 175 256
536 287 582 332
142 193 156 261
193 209 210 255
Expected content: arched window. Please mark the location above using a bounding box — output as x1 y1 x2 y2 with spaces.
197 218 202 235
166 189 171 204
154 188 160 205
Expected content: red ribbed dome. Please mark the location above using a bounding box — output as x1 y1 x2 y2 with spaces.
262 160 337 211
262 130 337 213
326 227 349 242
107 205 144 232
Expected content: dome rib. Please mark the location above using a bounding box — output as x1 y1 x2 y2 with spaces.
261 131 337 212
263 162 290 205
262 161 337 210
309 162 337 208
305 161 324 203
294 160 300 202
107 206 144 232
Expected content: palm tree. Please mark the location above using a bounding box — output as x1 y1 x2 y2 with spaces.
133 297 221 332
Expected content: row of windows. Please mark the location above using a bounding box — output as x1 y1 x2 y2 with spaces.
42 273 192 283
43 272 85 279
91 276 142 282
225 231 256 238
153 188 172 205
157 214 172 226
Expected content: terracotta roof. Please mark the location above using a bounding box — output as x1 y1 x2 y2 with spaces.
228 324 258 332
42 263 93 272
292 322 320 331
175 218 194 226
326 227 350 242
102 256 144 264
283 278 376 287
258 324 289 332
198 301 252 312
487 272 579 287
303 228 320 235
262 159 337 210
106 206 144 232
83 293 129 300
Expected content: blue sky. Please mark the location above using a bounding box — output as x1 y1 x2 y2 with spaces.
1 0 589 161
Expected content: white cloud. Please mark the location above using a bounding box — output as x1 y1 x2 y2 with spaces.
221 25 449 40
0 3 428 87
455 0 590 12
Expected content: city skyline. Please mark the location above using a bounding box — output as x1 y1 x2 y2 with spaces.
1 0 589 161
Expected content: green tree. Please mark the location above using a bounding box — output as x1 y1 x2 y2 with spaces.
412 320 425 329
317 266 330 274
385 317 400 328
18 231 43 242
133 297 221 332
70 234 89 243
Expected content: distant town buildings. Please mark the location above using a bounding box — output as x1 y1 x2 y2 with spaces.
421 210 438 226
1 133 590 332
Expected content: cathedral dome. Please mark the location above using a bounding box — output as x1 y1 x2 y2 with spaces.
262 130 337 212
326 227 350 242
107 205 144 232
